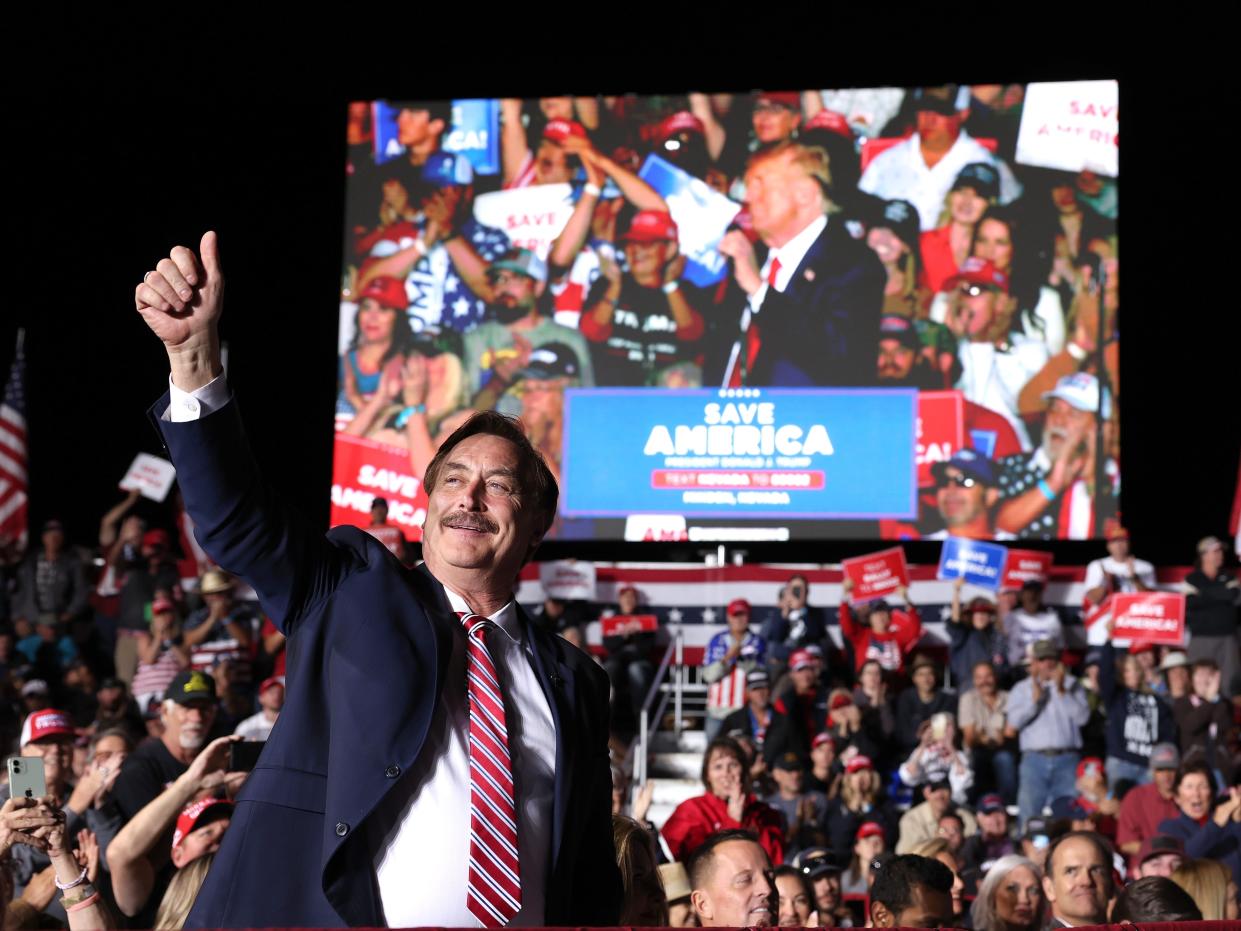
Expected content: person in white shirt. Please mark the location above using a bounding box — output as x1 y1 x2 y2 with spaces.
858 85 1022 231
1084 525 1156 605
233 676 284 742
1006 581 1064 666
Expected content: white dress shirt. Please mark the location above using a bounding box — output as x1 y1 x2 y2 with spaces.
746 213 829 315
163 373 556 927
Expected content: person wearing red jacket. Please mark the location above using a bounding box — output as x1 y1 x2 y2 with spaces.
661 736 785 866
839 582 923 675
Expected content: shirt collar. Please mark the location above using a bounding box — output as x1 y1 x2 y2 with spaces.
767 214 828 284
443 585 522 645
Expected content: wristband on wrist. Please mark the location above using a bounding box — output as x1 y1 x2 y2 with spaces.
662 280 680 295
54 865 89 891
64 892 101 913
393 404 428 429
582 182 602 198
1037 479 1056 501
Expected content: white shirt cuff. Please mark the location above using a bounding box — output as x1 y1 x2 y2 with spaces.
165 373 230 422
747 282 769 316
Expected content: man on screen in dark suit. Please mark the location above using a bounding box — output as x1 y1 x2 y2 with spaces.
133 232 622 928
717 141 885 387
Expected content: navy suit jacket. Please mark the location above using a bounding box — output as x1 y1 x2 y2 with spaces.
157 396 621 928
748 217 886 387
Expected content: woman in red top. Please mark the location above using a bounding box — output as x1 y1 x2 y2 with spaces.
838 581 923 675
660 736 785 865
919 163 998 294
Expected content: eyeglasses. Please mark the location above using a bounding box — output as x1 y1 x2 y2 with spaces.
936 474 978 489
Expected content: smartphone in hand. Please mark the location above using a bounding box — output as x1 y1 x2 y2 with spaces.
228 741 265 773
7 756 47 800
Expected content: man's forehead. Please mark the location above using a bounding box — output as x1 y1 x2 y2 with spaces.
1054 837 1106 869
715 840 768 874
445 433 522 466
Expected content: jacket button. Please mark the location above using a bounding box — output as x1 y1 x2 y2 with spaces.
335 822 349 837
385 765 401 778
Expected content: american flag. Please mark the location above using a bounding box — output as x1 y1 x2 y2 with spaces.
0 329 28 553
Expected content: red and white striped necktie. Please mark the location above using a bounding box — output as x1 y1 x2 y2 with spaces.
459 612 522 927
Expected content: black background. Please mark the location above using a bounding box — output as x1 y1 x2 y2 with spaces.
1 25 1234 569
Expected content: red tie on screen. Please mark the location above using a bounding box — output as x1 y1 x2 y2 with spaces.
728 257 780 388
459 612 521 926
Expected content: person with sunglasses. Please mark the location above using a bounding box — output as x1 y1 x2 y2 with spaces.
925 448 1012 542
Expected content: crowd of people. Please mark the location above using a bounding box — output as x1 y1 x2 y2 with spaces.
337 84 1120 540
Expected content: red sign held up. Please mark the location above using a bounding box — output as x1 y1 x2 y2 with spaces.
841 547 909 605
1001 550 1053 592
916 392 965 488
1110 593 1186 647
601 614 659 638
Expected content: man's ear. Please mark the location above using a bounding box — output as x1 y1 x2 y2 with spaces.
690 889 712 923
870 899 894 928
1043 873 1057 904
429 118 447 138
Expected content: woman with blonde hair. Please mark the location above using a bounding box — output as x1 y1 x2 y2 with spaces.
153 853 215 930
1171 857 1240 921
612 815 668 926
969 854 1047 931
824 754 899 856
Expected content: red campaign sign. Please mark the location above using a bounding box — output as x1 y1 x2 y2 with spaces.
650 470 825 490
601 614 659 638
1001 549 1054 592
916 391 965 488
841 547 909 604
1111 593 1187 646
329 433 429 542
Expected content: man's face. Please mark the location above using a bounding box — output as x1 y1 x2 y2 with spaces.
936 466 993 529
877 338 917 381
813 873 840 913
787 577 808 608
618 589 639 615
877 883 953 928
1044 837 1111 925
42 527 65 553
1034 657 1059 681
21 738 73 796
938 816 964 851
748 684 770 711
977 808 1008 838
1021 588 1044 613
772 766 803 795
810 740 835 771
791 666 817 695
171 815 231 869
396 108 440 148
692 839 773 927
916 109 965 148
204 590 233 614
752 100 801 144
745 150 815 245
165 699 217 752
953 284 1000 339
1106 536 1130 560
422 433 542 580
534 140 573 185
538 97 574 121
259 685 285 712
727 608 750 636
490 269 539 317
1137 852 1183 878
926 786 950 816
1042 399 1095 461
913 666 936 694
624 238 674 282
1193 665 1218 698
370 503 388 524
1153 767 1176 795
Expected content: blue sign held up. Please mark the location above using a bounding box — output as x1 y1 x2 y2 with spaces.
638 155 741 288
371 100 500 176
936 536 1008 590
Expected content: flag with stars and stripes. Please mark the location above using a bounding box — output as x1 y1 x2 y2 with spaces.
0 330 28 553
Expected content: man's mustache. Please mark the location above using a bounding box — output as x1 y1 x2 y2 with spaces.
441 513 498 533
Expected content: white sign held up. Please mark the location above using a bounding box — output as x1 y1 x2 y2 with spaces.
120 453 177 502
1016 80 1118 177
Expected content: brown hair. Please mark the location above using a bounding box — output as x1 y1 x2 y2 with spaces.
422 409 559 538
700 736 751 795
613 814 670 925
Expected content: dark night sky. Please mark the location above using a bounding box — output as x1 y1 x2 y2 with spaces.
2 28 1235 568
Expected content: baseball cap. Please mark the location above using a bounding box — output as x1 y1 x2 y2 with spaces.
930 447 998 487
1137 834 1185 866
829 692 854 711
968 596 997 614
1050 796 1091 820
1024 815 1050 839
421 151 474 188
142 528 171 550
166 670 216 705
789 649 817 672
926 778 952 794
977 793 1006 814
200 569 233 596
1105 523 1130 542
878 314 921 351
20 709 74 747
172 796 233 850
1160 651 1191 672
951 162 1000 201
20 679 49 698
259 676 285 695
746 669 771 689
1198 535 1225 555
41 519 64 533
868 599 892 614
845 755 874 774
99 677 125 691
803 109 853 140
370 496 389 510
727 598 751 616
621 210 679 244
1129 641 1154 656
542 118 588 143
1150 743 1180 770
774 752 806 772
946 256 1009 294
755 91 801 110
658 862 691 902
794 847 840 879
519 342 582 381
873 198 921 253
655 111 706 143
487 247 548 284
151 596 176 615
812 731 835 751
357 276 409 311
914 85 966 115
1041 372 1112 418
1076 757 1104 780
856 821 885 841
1031 639 1059 661
1083 648 1104 668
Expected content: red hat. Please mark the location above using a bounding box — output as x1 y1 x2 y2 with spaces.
656 111 705 142
1129 641 1154 656
357 276 409 311
1105 522 1130 541
812 732 836 750
855 821 885 841
20 709 75 747
259 676 285 695
845 754 873 774
829 692 854 710
727 598 751 616
151 596 176 614
947 256 1009 294
1076 757 1104 780
621 210 679 244
142 528 171 550
803 109 853 140
789 649 817 672
617 584 638 596
172 796 234 850
756 91 801 109
542 119 588 143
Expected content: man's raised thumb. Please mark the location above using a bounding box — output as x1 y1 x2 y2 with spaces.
200 230 223 280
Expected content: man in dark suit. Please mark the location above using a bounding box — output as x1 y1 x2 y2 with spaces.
134 232 622 928
717 141 885 387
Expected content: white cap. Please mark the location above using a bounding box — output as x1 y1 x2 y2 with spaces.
20 679 49 698
1042 372 1112 419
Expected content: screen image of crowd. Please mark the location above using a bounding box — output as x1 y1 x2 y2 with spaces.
2 499 1239 927
333 83 1120 544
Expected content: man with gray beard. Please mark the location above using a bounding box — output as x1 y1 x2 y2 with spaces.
994 372 1117 539
111 670 220 824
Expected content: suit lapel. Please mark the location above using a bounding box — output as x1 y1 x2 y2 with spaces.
522 609 576 867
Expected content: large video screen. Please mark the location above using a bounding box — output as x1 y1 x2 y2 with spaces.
331 82 1119 543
